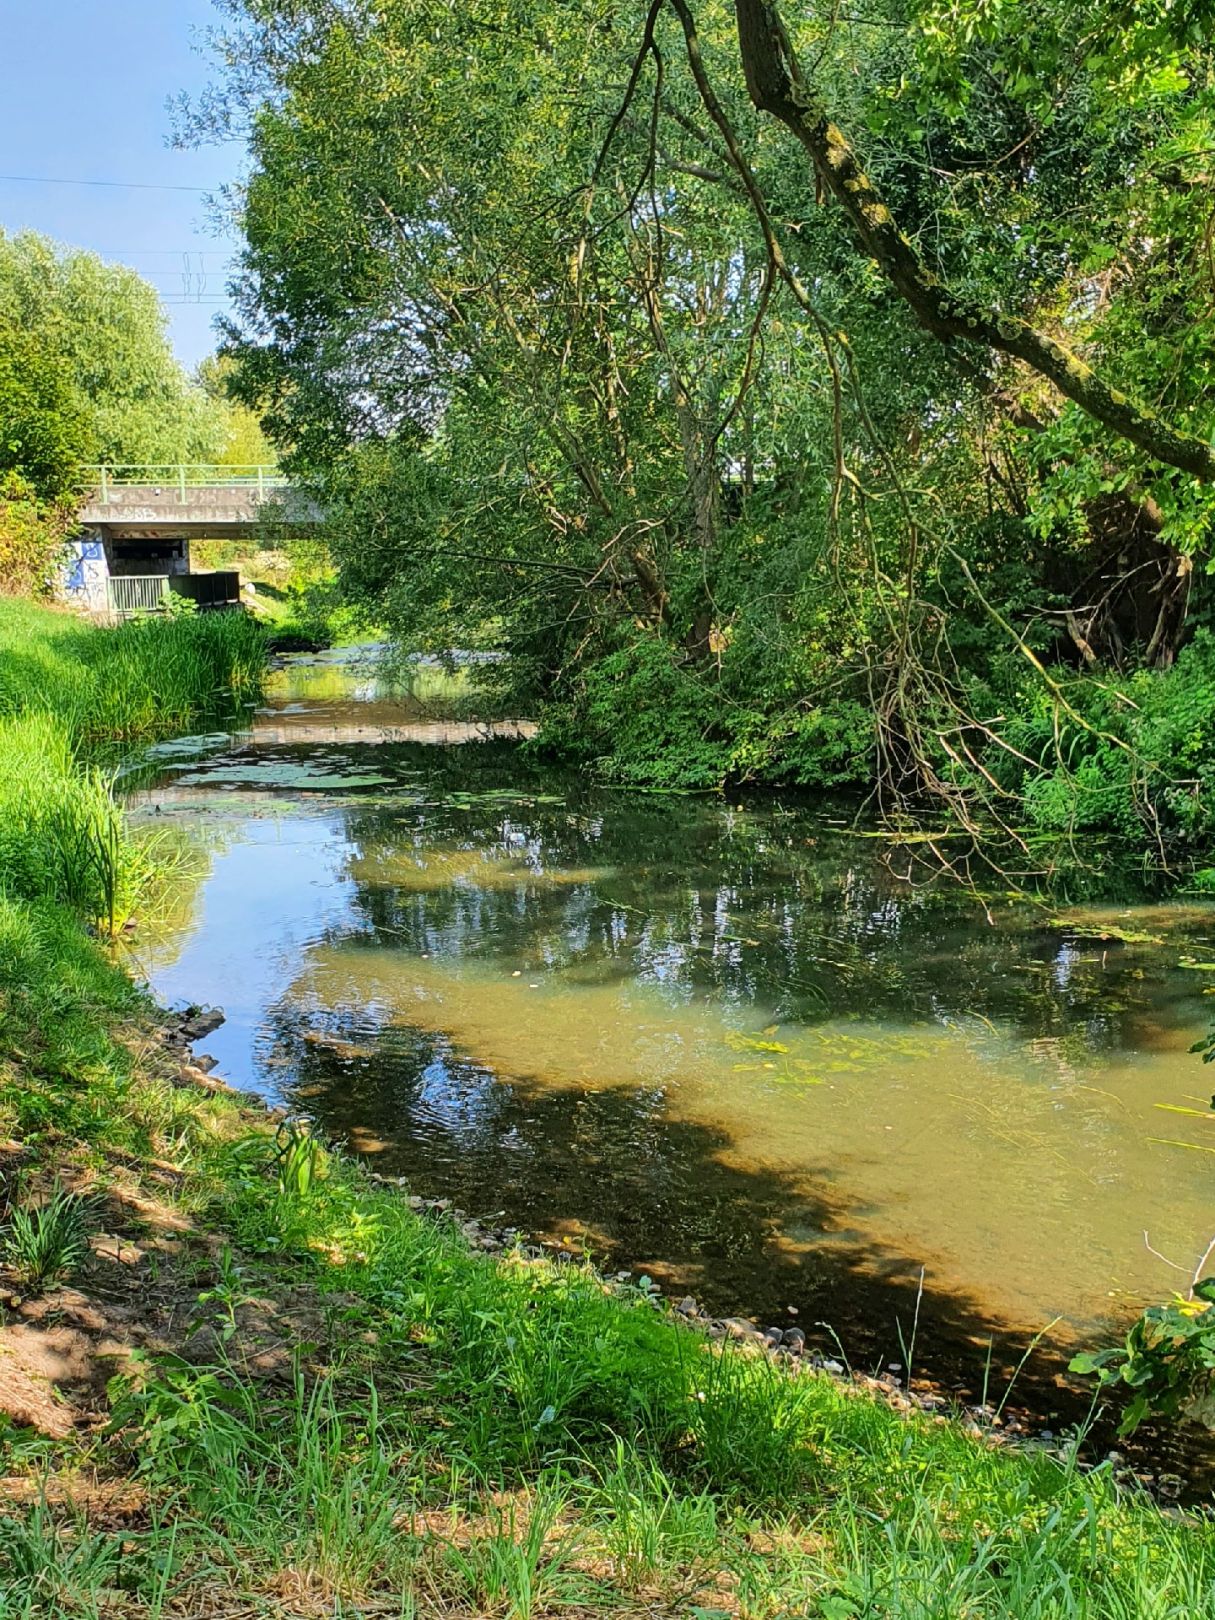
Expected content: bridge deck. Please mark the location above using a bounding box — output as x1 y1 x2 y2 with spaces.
77 465 319 537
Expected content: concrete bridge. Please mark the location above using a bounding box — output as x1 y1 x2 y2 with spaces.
65 465 322 617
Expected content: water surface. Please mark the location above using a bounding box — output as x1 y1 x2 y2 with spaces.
129 647 1215 1416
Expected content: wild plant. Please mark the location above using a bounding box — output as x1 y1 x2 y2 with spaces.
587 1439 720 1592
0 1500 128 1616
438 1480 580 1620
1 1178 94 1288
274 1119 328 1199
106 1349 259 1488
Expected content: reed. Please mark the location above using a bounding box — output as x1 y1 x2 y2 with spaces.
0 601 265 932
0 598 265 746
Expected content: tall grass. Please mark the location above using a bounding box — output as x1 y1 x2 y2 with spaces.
0 598 265 746
0 600 264 931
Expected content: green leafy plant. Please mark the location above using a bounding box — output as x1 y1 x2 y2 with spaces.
1070 1281 1215 1434
274 1120 328 1199
107 1350 258 1485
1 1178 94 1288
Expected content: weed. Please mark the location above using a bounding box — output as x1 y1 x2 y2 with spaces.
1 1179 93 1288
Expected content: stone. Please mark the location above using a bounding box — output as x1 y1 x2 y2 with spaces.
722 1317 764 1343
182 1006 225 1041
676 1296 699 1316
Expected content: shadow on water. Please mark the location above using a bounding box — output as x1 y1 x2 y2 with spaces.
270 1000 1215 1490
131 650 1215 1489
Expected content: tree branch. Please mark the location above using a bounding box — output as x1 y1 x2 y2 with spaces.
727 0 1215 482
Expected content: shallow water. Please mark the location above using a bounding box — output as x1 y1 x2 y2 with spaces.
129 647 1215 1420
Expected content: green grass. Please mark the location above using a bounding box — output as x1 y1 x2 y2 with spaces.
0 598 265 746
0 898 1213 1616
0 599 264 930
2 596 1214 1616
0 1180 94 1289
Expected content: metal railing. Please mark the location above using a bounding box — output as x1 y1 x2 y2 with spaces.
85 464 287 502
107 575 171 617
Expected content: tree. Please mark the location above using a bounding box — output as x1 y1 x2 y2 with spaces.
199 0 1215 871
197 354 276 468
0 230 227 482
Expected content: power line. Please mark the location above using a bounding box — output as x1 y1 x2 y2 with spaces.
0 173 212 193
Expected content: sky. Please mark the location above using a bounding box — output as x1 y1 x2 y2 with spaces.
0 0 245 369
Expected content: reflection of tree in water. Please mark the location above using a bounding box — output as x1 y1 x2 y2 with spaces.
330 744 1197 1057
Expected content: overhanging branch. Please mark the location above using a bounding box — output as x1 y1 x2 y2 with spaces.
727 0 1215 483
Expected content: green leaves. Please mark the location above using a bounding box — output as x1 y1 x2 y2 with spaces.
1070 1293 1215 1434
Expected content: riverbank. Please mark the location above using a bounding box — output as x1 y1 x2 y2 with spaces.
4 601 1215 1613
0 600 265 931
2 937 1214 1616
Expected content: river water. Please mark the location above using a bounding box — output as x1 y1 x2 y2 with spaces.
127 647 1215 1431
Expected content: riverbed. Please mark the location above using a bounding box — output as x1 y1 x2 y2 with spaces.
126 646 1215 1419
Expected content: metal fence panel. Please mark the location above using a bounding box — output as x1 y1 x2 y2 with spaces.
106 576 170 616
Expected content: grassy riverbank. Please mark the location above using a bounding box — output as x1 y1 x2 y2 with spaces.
0 600 264 930
2 923 1215 1617
3 599 1215 1616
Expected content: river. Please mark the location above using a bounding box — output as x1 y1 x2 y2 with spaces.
125 645 1215 1443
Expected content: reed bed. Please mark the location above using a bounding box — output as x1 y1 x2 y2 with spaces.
0 600 264 932
0 598 264 746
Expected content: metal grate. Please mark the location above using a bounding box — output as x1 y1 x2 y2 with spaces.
107 575 170 617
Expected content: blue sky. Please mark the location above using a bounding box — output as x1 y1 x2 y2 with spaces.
1 0 244 369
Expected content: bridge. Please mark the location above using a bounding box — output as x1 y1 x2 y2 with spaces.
65 465 322 617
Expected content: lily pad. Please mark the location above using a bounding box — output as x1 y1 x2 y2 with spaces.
174 758 395 789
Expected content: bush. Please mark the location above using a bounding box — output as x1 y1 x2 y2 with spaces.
543 638 735 789
0 473 74 597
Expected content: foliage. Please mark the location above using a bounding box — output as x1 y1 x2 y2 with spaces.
0 474 75 598
0 231 229 493
0 600 265 929
1 1179 94 1289
196 353 277 469
0 326 94 502
1070 1284 1215 1437
195 0 1215 883
0 598 265 745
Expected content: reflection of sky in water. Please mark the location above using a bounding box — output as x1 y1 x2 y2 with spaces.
141 816 356 1092
132 651 1215 1400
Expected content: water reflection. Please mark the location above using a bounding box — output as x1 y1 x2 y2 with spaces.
132 652 1215 1409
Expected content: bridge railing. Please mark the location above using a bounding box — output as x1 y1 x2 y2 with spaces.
85 464 288 502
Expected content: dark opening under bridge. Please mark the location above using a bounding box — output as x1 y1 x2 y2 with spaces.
65 465 322 618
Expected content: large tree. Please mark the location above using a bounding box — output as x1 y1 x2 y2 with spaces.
0 231 227 495
203 0 1215 860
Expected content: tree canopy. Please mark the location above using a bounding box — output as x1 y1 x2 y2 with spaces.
203 0 1215 879
0 230 229 500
